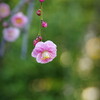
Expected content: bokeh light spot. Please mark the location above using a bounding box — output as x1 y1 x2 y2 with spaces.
81 87 100 100
85 37 100 60
60 51 72 67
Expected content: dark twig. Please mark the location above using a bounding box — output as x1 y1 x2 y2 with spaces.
21 0 34 59
0 39 6 57
11 0 26 16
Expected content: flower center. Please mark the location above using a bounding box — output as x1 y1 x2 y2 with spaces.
7 30 14 38
0 8 6 13
42 51 50 60
16 18 22 24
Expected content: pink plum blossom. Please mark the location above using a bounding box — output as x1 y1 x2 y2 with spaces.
3 27 20 42
0 3 10 18
39 0 45 2
31 40 57 64
11 12 28 28
42 21 48 27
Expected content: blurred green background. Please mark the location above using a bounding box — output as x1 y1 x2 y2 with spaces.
0 0 100 100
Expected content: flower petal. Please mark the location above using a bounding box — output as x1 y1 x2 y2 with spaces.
45 40 57 48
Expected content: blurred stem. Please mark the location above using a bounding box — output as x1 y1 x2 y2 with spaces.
21 0 34 59
11 0 26 16
40 2 43 21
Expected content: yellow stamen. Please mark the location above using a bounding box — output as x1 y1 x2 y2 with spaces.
0 8 6 13
42 51 50 60
16 18 22 24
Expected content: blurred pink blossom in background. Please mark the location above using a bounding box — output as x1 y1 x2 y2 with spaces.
3 27 20 42
11 12 28 28
31 40 57 64
0 3 10 18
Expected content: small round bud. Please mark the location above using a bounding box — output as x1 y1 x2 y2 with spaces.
38 36 42 41
33 36 42 46
39 0 45 2
42 21 48 28
36 9 41 16
33 40 38 46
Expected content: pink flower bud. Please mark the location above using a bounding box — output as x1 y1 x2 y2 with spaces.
39 0 45 2
33 36 42 46
36 9 41 16
38 36 42 41
42 21 48 28
33 40 38 46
